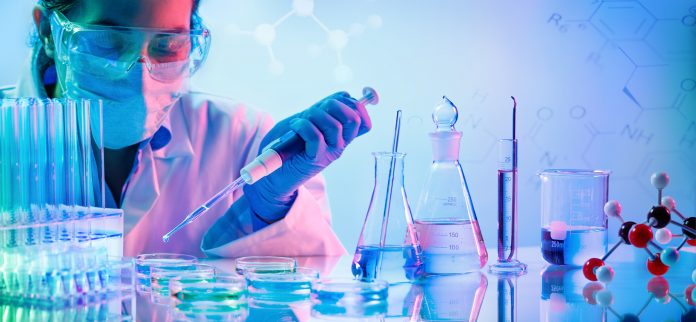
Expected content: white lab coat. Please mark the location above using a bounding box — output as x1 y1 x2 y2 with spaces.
0 46 347 258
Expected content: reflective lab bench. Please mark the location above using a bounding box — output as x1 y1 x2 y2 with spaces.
113 247 696 321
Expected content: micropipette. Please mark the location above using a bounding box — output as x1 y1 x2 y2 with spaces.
489 96 527 275
162 87 380 242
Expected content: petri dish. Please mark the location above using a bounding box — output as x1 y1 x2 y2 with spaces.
170 274 248 303
135 253 196 292
310 279 389 320
246 267 320 303
311 300 388 320
311 278 389 304
235 256 296 275
169 274 248 320
150 264 215 300
172 303 248 322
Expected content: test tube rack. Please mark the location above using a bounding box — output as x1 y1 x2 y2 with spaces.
0 98 130 303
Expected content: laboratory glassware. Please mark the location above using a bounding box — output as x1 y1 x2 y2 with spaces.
490 97 527 275
539 169 610 266
150 263 216 296
245 267 320 302
235 256 296 275
0 98 125 302
134 253 197 292
352 151 425 284
414 96 487 275
162 87 379 242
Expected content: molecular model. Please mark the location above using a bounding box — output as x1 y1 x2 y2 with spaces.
582 172 696 284
583 276 696 322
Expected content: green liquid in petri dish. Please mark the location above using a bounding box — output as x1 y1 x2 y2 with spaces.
171 287 246 302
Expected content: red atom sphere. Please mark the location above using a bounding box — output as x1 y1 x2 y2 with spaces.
582 282 604 305
647 276 669 298
629 224 653 248
583 258 605 281
646 253 669 276
687 285 696 306
687 239 696 246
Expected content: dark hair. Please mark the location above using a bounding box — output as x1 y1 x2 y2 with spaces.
39 0 203 28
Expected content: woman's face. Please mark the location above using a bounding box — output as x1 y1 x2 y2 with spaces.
42 0 196 149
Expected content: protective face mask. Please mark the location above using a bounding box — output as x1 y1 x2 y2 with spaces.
59 61 187 149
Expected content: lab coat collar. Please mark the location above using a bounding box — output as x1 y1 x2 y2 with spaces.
152 100 195 160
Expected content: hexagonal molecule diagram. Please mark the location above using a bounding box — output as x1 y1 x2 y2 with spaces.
590 1 656 41
228 0 382 82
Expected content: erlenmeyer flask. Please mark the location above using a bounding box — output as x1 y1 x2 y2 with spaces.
415 96 488 275
352 152 425 284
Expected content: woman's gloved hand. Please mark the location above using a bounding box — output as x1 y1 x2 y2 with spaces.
243 91 372 222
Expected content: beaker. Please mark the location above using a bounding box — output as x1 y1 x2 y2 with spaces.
415 96 487 274
352 152 425 284
539 169 610 266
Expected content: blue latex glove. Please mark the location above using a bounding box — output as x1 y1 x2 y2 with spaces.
243 91 372 223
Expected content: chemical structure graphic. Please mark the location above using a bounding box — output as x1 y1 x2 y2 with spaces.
581 172 695 285
226 0 382 82
547 1 696 114
543 0 696 220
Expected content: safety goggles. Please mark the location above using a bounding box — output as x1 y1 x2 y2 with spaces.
49 10 211 82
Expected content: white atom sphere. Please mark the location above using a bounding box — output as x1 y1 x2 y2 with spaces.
268 60 284 75
549 221 568 240
254 24 276 46
596 266 614 284
651 172 670 189
333 65 353 83
655 228 673 244
661 196 676 210
293 0 314 16
594 289 613 307
604 200 622 218
328 30 349 50
367 14 383 29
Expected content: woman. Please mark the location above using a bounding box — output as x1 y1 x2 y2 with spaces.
0 0 371 257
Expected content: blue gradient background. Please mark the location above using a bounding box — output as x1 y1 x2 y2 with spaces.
1 0 695 253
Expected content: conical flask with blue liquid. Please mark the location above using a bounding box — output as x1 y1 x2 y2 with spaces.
352 152 425 284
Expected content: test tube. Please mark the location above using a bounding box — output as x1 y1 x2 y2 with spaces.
0 100 12 251
489 97 527 276
0 100 11 224
47 99 66 217
63 98 79 215
25 99 47 246
12 99 31 220
89 99 105 209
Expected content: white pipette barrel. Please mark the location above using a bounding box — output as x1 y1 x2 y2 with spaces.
162 87 379 242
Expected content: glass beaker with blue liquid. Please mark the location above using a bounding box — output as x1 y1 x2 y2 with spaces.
539 170 610 266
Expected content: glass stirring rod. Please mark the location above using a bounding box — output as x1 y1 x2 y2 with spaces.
162 87 380 242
